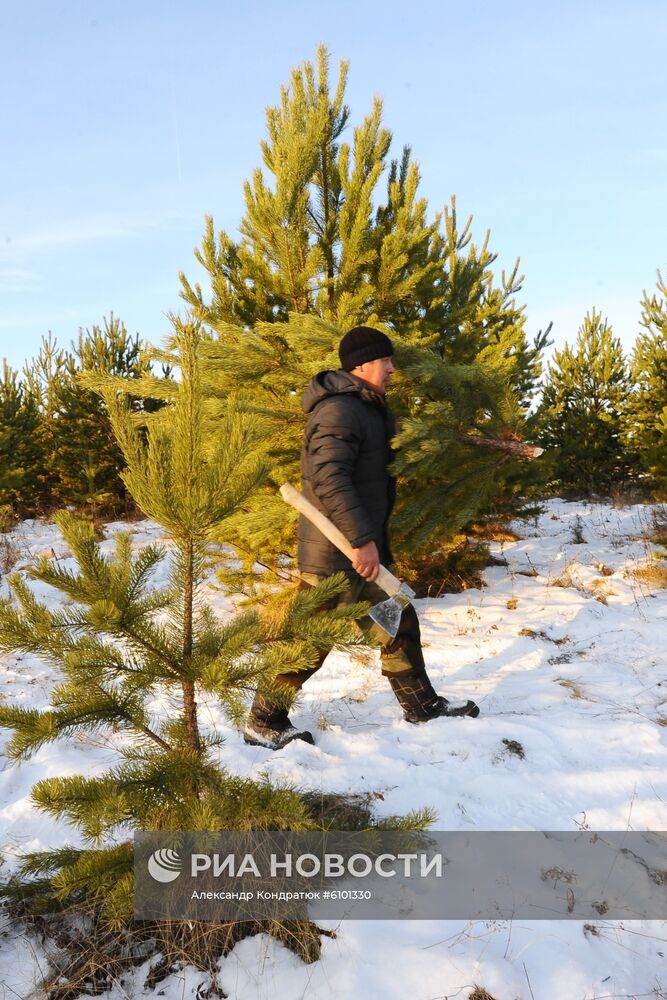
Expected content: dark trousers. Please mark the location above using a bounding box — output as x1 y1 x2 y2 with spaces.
251 572 427 722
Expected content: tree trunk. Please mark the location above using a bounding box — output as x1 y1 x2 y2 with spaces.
182 539 201 752
182 679 200 752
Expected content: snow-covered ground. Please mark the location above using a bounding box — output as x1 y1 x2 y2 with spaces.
2 499 667 999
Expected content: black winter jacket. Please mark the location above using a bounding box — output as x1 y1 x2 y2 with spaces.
297 370 396 576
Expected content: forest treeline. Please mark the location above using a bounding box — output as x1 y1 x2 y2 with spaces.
2 287 666 522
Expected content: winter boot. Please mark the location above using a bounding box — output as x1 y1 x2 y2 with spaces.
243 691 314 750
388 673 480 723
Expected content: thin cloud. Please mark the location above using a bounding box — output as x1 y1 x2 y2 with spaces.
4 208 191 255
0 264 40 293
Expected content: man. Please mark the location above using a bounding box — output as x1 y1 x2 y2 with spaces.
244 326 480 750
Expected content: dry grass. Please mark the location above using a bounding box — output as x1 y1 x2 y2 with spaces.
469 988 499 1000
557 678 586 700
518 628 569 646
541 865 576 884
548 562 615 603
590 578 618 600
632 561 667 589
0 534 20 575
550 568 574 589
33 913 332 1000
469 518 524 543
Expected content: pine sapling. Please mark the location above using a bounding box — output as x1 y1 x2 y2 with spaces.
0 320 383 992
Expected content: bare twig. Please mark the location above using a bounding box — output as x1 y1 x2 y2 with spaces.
523 962 536 1000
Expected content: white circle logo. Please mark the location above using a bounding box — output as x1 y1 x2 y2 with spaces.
148 848 182 883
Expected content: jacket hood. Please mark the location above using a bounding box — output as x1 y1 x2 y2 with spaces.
302 369 385 414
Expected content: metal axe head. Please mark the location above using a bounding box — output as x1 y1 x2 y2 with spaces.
368 582 416 638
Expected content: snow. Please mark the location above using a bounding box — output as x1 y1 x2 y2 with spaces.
2 499 667 999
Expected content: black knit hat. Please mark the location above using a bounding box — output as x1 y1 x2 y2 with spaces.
338 326 394 372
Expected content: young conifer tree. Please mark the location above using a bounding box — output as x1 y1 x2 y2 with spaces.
0 321 373 977
51 316 153 512
0 361 43 512
19 334 66 510
624 271 667 495
181 46 547 571
21 317 162 514
537 310 632 495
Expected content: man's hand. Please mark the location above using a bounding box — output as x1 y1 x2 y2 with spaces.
352 541 380 581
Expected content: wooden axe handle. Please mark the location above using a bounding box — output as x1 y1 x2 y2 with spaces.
279 482 403 598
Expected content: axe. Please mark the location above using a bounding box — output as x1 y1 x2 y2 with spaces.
279 482 416 638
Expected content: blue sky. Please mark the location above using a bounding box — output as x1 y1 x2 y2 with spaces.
1 0 665 371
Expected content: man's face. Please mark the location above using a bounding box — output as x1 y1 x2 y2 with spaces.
352 356 396 394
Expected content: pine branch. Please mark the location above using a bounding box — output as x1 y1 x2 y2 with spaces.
116 623 182 680
464 432 544 459
88 682 171 752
